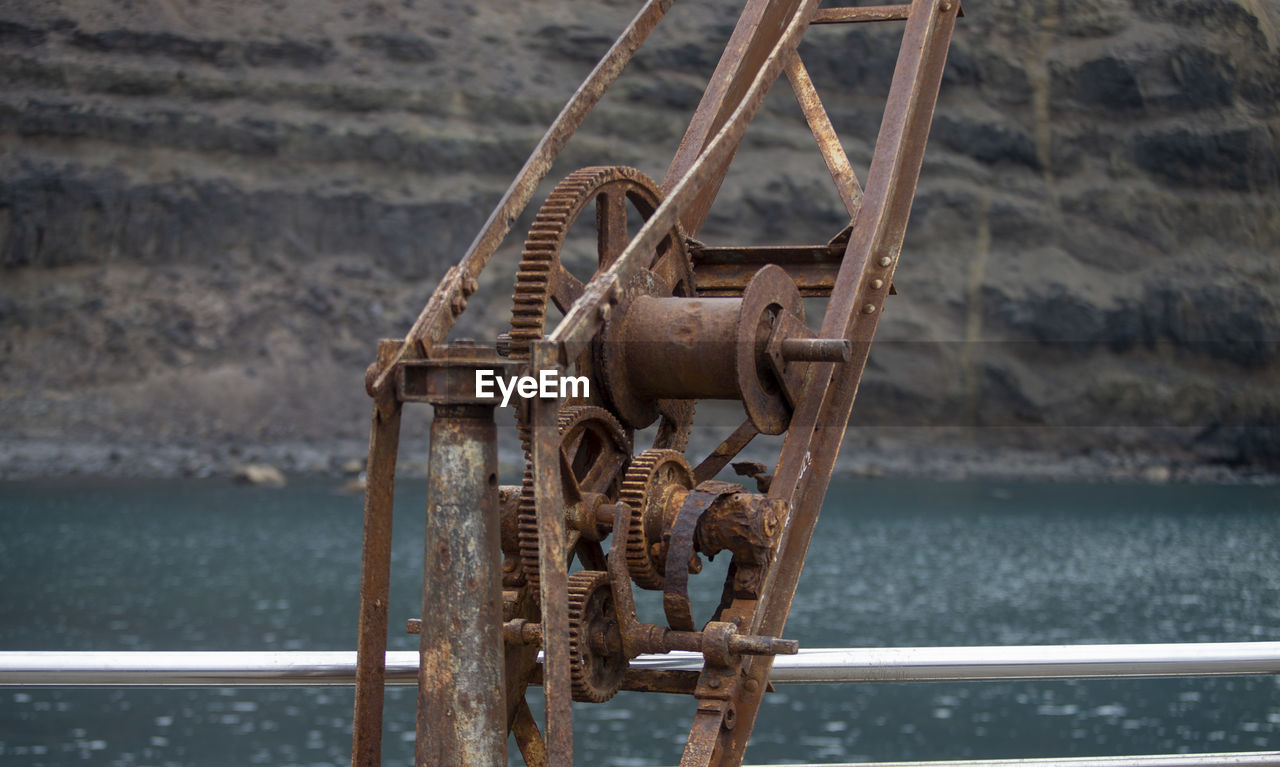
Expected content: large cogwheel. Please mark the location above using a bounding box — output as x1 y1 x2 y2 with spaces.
507 165 696 453
516 405 631 587
567 570 627 703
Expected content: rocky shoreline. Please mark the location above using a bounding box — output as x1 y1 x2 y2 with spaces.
2 436 1275 486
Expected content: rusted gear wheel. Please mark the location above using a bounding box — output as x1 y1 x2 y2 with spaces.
517 405 632 587
620 448 695 590
508 165 696 452
567 570 627 703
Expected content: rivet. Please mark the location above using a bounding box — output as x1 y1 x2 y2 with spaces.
940 0 952 10
745 678 760 692
871 279 884 290
598 304 611 321
878 256 892 267
863 304 877 314
708 678 721 689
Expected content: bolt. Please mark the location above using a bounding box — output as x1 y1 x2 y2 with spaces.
450 294 467 315
462 276 479 297
940 0 952 10
878 256 892 267
871 279 884 290
863 304 877 314
598 303 612 321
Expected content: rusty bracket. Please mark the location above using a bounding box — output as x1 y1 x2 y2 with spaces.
663 481 741 631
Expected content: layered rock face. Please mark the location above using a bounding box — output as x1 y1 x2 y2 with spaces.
1 0 1277 473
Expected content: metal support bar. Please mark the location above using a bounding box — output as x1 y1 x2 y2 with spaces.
785 55 863 217
812 5 912 24
6 643 1279 686
366 0 676 393
531 341 573 767
663 0 813 234
351 340 404 767
692 243 843 297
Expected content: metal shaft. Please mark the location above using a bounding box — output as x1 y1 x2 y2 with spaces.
417 403 505 767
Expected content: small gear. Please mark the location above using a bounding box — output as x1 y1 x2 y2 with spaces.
567 570 627 703
517 406 631 586
620 449 695 590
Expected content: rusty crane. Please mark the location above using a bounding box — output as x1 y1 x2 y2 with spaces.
351 0 960 764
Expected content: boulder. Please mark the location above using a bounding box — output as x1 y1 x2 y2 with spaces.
233 463 286 487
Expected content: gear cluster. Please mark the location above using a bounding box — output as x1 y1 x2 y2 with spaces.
501 165 807 712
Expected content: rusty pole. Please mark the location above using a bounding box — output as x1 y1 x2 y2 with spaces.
415 352 507 767
352 339 407 767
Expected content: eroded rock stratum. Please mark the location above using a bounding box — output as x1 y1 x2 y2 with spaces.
1 0 1277 475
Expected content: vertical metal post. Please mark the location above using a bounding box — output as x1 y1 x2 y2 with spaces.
415 348 508 767
531 340 573 767
353 340 406 767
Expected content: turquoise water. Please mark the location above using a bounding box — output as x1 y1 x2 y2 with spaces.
1 477 1278 765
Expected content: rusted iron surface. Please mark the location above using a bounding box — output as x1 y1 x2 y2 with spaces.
531 341 573 767
351 0 956 762
691 242 843 296
785 56 864 217
664 0 813 235
811 5 913 24
351 340 403 767
417 402 505 767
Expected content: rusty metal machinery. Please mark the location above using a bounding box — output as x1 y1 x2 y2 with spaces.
351 0 960 765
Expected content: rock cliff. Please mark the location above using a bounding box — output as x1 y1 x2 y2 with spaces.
1 0 1277 477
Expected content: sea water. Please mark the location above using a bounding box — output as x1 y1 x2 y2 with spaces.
1 477 1277 766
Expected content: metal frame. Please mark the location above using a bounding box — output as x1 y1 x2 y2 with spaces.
348 0 966 764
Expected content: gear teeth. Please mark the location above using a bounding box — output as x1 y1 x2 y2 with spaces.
516 406 631 587
620 449 693 591
507 165 695 582
567 570 625 703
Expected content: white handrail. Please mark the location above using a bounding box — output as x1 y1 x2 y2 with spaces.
2 642 1278 686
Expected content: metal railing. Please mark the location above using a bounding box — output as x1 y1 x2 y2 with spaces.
3 642 1279 685
4 643 1278 767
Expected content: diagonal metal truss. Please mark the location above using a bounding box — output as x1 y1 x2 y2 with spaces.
351 0 961 764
